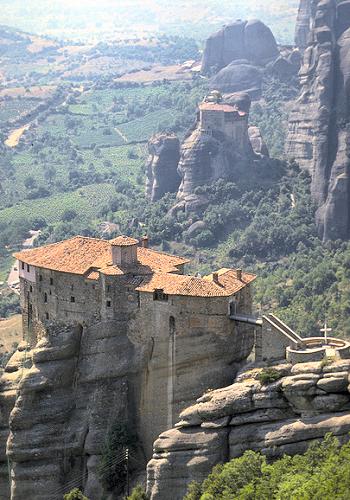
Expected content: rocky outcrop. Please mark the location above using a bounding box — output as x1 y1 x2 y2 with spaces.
147 359 350 500
286 0 350 240
248 126 269 157
145 133 181 202
173 93 270 214
202 19 281 96
202 20 279 75
4 321 133 500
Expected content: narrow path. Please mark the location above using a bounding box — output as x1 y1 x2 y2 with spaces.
5 124 30 148
114 127 128 143
290 193 296 209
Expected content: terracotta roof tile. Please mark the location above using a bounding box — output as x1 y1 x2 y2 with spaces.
85 270 100 281
136 268 255 298
203 268 256 294
14 236 189 276
199 102 247 116
110 236 139 246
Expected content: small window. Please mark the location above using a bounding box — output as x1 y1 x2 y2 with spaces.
27 264 30 272
107 285 111 293
45 312 49 320
28 303 32 314
49 290 52 296
39 274 43 282
92 284 96 290
29 285 33 293
44 292 48 303
50 278 53 285
106 300 111 308
153 289 168 302
21 262 25 270
71 284 74 291
70 296 75 303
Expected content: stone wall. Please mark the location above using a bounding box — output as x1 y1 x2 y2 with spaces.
130 287 255 457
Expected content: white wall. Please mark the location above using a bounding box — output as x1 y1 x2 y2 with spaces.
18 260 36 283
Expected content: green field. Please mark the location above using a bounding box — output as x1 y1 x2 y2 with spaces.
0 98 39 122
0 183 117 226
117 108 180 142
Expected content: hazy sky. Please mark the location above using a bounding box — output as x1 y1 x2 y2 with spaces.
0 0 299 43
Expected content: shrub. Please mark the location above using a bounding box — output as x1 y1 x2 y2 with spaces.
257 368 283 385
63 488 89 500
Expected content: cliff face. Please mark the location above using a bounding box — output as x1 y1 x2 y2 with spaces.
295 0 313 51
147 359 350 500
286 0 350 240
0 296 254 498
145 133 181 202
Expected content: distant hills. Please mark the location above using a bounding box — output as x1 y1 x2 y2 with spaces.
0 0 299 44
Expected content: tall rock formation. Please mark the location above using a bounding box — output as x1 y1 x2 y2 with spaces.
147 359 350 499
173 92 270 214
145 133 181 202
286 0 350 240
295 0 313 51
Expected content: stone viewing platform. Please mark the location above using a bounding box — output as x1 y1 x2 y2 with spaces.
231 312 350 365
287 337 350 364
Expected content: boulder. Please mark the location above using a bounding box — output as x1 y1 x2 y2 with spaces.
201 19 279 75
210 60 263 97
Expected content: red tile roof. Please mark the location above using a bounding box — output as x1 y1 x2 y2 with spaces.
199 102 247 116
136 268 256 298
14 236 189 276
13 237 255 298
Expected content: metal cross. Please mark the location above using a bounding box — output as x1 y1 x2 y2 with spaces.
320 320 332 345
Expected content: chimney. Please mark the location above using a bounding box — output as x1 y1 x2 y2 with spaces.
236 269 242 280
212 272 219 284
140 236 149 248
110 235 139 266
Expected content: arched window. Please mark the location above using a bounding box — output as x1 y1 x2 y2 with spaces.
44 292 48 303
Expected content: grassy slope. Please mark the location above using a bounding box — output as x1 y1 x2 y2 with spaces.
0 184 117 225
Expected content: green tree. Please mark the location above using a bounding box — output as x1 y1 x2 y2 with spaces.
184 434 350 500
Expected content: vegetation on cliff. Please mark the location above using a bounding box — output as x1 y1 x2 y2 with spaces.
185 434 350 500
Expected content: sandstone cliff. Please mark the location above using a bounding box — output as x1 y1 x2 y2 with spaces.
147 359 350 500
145 133 181 202
286 0 350 240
